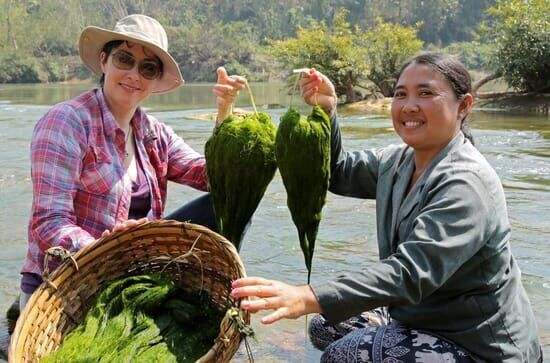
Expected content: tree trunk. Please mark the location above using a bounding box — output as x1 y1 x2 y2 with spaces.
343 75 361 103
378 79 394 97
6 0 18 50
473 73 502 94
476 91 520 99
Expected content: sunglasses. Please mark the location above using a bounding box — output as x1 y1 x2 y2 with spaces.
111 50 163 80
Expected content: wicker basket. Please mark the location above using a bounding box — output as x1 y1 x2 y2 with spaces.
9 221 250 362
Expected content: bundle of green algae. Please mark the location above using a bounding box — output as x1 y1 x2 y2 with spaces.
205 112 277 250
42 273 224 363
275 106 331 283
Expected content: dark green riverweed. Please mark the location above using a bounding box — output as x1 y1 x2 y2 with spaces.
275 105 331 283
205 112 277 250
41 273 224 363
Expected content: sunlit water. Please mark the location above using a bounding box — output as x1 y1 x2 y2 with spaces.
0 83 548 361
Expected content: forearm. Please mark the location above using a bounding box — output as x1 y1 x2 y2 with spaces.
313 175 494 324
30 109 96 252
328 114 379 198
31 212 96 252
166 128 208 191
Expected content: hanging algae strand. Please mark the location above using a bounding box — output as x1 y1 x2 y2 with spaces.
275 105 331 283
205 82 277 250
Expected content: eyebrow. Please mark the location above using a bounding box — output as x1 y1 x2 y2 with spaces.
394 83 435 91
117 49 160 63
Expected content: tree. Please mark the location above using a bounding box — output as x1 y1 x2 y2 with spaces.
439 41 493 71
440 0 495 44
267 9 368 103
168 20 258 82
361 18 423 97
487 0 550 93
413 0 460 46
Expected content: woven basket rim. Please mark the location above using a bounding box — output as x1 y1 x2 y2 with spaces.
9 220 249 363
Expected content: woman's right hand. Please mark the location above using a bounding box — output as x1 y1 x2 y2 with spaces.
101 217 148 238
300 69 337 116
231 276 322 324
213 67 247 126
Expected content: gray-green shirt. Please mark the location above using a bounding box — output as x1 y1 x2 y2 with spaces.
311 116 542 362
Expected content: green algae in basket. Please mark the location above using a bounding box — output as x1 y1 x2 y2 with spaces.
275 106 331 283
42 273 224 363
205 112 277 250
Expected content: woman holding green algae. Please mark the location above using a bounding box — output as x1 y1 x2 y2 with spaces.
18 14 245 310
231 54 543 362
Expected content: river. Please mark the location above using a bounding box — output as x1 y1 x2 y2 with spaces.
0 82 548 361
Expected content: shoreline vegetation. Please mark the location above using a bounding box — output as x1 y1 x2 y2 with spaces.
1 1 547 113
342 92 550 115
186 91 550 121
1 76 547 115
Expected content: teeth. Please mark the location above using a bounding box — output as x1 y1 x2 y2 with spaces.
403 121 422 127
121 83 139 91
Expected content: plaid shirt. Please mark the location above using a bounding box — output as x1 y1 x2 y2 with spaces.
22 89 207 276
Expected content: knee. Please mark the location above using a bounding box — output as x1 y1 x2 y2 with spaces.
320 341 342 363
309 314 334 351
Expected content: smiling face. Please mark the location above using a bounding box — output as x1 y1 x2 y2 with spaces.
100 42 161 116
391 63 470 159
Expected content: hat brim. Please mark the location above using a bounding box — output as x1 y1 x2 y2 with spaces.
79 26 184 94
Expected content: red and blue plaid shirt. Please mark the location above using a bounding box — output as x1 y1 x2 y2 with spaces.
22 88 207 276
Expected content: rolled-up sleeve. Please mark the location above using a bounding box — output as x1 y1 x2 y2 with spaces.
29 106 95 256
163 124 208 191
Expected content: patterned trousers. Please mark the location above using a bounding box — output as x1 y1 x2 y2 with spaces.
309 308 474 363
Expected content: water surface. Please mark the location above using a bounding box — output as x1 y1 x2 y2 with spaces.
0 83 548 361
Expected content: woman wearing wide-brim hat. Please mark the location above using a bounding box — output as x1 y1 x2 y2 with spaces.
18 14 244 310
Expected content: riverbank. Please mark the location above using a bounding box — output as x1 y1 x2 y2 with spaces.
187 92 550 120
476 92 549 115
338 92 550 115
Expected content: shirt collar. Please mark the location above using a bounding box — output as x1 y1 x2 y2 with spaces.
96 88 149 141
95 88 118 138
131 107 149 141
396 131 466 184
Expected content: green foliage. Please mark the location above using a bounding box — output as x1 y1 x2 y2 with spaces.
276 106 330 283
34 39 77 57
0 53 42 83
0 0 535 87
437 0 495 45
0 53 69 83
42 58 69 82
487 0 550 92
437 41 493 70
268 9 368 103
168 21 259 82
205 112 277 249
362 18 424 97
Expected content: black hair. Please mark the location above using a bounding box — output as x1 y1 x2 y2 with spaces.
396 53 475 145
99 40 124 87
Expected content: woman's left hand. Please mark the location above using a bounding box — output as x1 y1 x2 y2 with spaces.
213 67 247 126
101 217 148 238
231 277 322 324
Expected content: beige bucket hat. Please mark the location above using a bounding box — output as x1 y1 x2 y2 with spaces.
79 14 183 94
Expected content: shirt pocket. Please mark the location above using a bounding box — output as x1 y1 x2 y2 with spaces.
80 146 116 195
